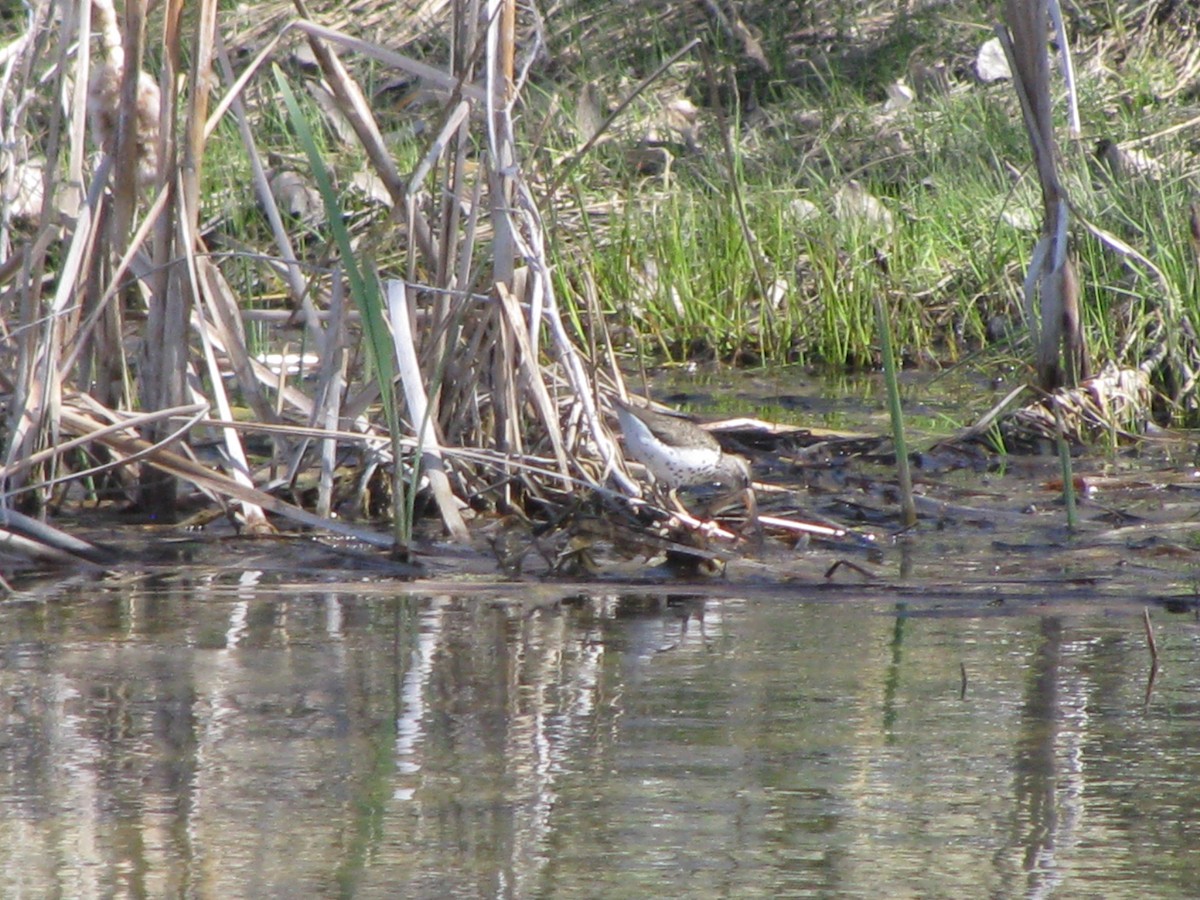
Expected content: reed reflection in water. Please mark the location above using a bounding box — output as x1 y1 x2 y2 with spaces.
0 582 1198 898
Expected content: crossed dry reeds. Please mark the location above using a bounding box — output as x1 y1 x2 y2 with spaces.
0 0 655 564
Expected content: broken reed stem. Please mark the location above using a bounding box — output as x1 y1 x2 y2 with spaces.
1142 607 1159 667
1143 606 1160 707
960 662 968 700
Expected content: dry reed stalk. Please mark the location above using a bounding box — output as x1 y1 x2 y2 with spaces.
65 2 93 220
0 0 648 560
496 278 570 479
415 91 484 452
433 102 473 299
193 262 272 533
487 0 517 291
212 31 325 341
313 279 349 519
0 13 43 272
104 0 155 235
289 16 487 104
52 399 394 547
135 0 180 516
386 279 469 540
290 2 408 209
180 0 218 232
183 102 274 532
477 1 630 496
1 504 114 567
59 170 162 375
2 1 89 504
0 399 207 492
998 0 1089 390
409 98 472 342
94 410 601 515
434 293 492 450
509 172 632 493
195 257 276 425
488 282 524 501
286 20 444 408
83 0 264 526
274 0 622 516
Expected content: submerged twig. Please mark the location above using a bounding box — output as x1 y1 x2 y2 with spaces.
1142 607 1159 668
1144 607 1160 708
823 559 876 581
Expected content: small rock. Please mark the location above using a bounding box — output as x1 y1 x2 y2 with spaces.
832 181 894 237
976 37 1011 83
787 198 821 225
883 81 915 113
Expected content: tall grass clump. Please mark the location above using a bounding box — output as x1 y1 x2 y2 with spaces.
546 0 1200 414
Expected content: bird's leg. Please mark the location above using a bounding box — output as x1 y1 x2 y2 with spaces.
691 479 761 547
637 476 689 519
736 485 765 550
666 487 691 517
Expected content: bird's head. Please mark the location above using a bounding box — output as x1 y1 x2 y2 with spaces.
715 453 752 491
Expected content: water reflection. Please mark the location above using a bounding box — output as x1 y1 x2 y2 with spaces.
1 580 1198 897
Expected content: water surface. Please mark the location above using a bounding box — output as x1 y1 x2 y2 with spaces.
2 573 1197 898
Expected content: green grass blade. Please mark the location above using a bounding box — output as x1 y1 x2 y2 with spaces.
274 66 411 546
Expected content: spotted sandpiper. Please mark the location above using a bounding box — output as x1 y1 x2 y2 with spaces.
614 397 755 520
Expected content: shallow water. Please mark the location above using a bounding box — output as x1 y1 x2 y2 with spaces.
2 575 1198 898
